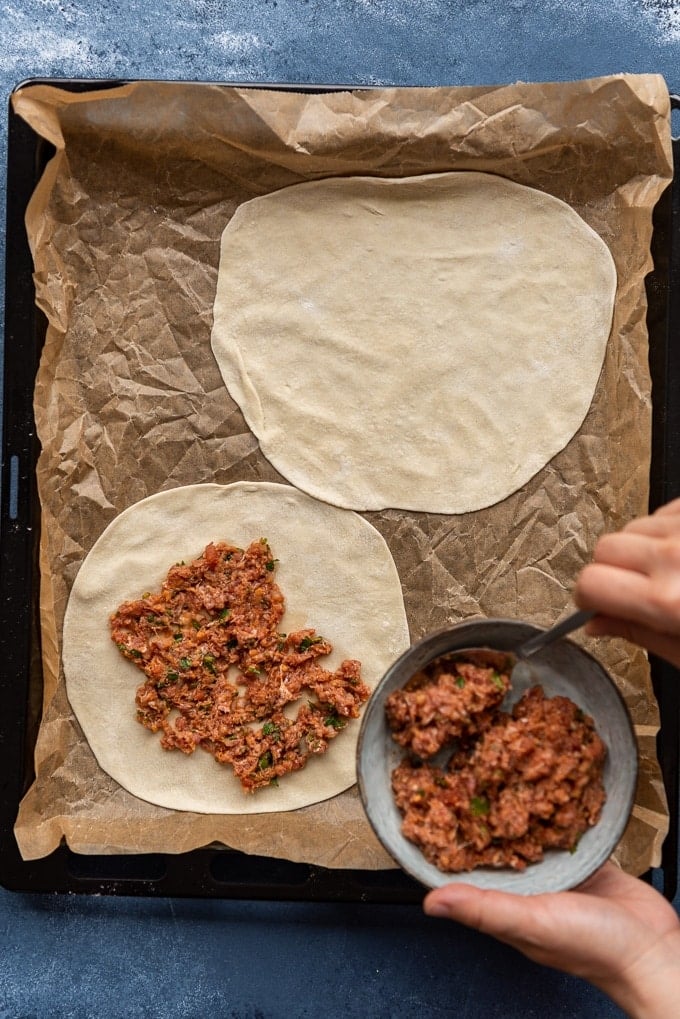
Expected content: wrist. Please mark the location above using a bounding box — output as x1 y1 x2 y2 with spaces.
598 928 680 1018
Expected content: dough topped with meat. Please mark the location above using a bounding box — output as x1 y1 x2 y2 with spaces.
63 483 409 813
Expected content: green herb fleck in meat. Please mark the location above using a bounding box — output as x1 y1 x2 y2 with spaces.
117 644 143 659
262 721 281 740
491 671 505 691
470 796 490 817
324 713 347 730
299 635 324 652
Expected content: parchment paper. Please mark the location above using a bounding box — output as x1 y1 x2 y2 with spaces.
11 76 673 873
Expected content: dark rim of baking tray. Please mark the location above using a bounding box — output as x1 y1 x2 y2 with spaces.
1 78 679 901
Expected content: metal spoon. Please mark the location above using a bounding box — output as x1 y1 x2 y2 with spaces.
436 608 595 678
511 608 595 660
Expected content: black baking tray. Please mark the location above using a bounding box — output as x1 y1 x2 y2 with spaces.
1 79 679 901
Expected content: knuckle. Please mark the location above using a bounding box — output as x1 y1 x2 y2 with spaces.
574 563 602 600
658 537 680 570
648 577 680 624
592 533 620 562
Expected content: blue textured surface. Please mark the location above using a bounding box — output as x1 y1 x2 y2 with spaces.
0 895 620 1018
2 2 680 1017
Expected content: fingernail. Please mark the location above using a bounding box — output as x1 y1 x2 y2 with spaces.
424 902 449 918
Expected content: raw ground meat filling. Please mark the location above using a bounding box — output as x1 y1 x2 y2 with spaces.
110 538 369 791
388 661 606 872
385 658 511 756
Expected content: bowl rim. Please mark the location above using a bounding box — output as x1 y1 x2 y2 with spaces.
356 617 639 894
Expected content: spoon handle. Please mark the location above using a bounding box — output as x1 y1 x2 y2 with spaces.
517 609 595 659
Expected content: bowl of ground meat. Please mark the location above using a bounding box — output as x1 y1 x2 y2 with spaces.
356 618 638 894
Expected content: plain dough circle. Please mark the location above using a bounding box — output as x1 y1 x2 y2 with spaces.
211 172 617 513
63 482 409 813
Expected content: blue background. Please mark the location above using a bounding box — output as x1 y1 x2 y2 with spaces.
1 2 679 1016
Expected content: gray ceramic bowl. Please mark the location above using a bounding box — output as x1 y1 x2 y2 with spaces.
357 618 638 895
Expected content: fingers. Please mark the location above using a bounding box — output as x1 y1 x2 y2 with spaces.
585 615 680 668
423 884 548 950
422 863 680 997
622 504 680 537
624 516 680 538
574 514 680 641
575 562 658 626
592 531 665 574
422 882 618 973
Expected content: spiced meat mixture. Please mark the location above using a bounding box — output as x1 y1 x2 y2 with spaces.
110 538 368 791
387 657 606 872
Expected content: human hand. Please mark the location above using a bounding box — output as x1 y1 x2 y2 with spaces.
574 498 680 668
424 862 680 1017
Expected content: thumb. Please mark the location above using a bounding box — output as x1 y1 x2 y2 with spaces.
423 884 555 953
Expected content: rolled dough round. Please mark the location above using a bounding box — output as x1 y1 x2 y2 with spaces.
63 482 409 813
211 172 617 513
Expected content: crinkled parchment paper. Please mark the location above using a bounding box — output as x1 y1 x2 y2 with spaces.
11 75 672 872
